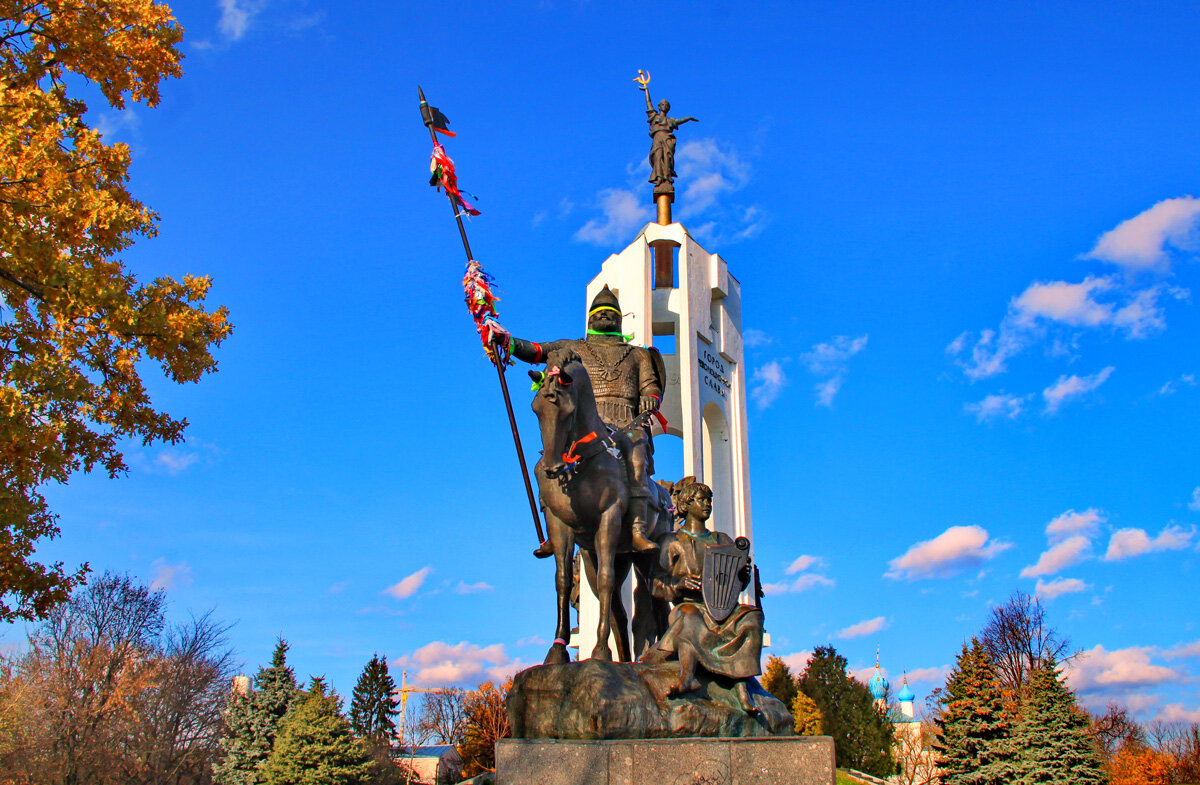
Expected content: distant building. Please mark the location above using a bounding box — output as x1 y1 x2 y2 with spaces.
396 745 462 785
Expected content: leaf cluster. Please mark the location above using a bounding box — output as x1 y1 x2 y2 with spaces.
457 680 511 778
1 0 231 621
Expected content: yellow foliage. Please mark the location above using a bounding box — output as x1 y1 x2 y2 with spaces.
1107 746 1176 785
0 0 230 620
792 690 825 736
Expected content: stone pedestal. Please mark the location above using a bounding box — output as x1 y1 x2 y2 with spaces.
495 736 836 785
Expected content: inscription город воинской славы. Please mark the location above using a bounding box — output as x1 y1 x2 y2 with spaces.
698 349 730 398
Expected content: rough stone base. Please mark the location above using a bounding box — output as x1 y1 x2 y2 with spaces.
495 736 835 785
508 660 792 739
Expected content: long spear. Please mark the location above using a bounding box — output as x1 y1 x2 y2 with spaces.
418 86 546 551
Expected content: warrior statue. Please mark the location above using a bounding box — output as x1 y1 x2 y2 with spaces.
491 285 665 555
635 70 697 197
643 478 764 715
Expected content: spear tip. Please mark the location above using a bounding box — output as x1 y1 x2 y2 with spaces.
418 85 427 104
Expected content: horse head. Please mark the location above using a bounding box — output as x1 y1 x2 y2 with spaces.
531 350 593 479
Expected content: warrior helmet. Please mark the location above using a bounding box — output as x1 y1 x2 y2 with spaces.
589 285 621 316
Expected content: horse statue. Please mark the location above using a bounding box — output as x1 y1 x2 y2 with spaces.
529 349 674 664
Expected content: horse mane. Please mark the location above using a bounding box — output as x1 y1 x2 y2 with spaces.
540 348 602 424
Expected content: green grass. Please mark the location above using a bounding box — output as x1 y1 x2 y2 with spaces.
835 772 860 785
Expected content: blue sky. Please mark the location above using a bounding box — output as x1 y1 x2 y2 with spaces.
7 0 1200 722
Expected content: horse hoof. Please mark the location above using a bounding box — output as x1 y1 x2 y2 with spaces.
590 644 612 662
544 643 570 665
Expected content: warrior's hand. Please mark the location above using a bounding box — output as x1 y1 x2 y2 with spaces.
682 574 702 591
485 320 511 349
639 395 660 415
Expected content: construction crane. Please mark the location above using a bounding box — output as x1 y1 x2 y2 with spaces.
393 669 463 748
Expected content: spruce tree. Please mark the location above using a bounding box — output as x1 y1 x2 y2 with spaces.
934 638 1017 785
798 645 895 777
1012 659 1104 785
263 678 373 785
761 655 799 709
349 654 398 746
215 639 300 785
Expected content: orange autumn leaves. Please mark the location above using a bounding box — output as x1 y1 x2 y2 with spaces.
1 0 230 620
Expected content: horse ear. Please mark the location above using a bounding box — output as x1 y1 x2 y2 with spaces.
528 370 542 383
557 370 573 386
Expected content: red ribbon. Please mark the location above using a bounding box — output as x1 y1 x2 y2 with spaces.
430 142 480 216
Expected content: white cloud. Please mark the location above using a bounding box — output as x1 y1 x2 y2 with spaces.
392 640 524 686
1163 640 1200 660
149 559 193 592
743 328 772 349
1104 525 1196 561
1189 487 1200 512
801 335 869 375
156 449 199 474
384 566 432 600
1020 536 1092 578
750 361 787 409
1045 508 1105 542
1034 576 1091 600
573 188 652 245
800 334 868 408
95 108 140 140
1043 366 1115 414
776 651 813 674
1159 374 1198 397
1158 704 1200 723
1082 196 1200 273
886 525 1012 580
676 139 751 218
217 0 262 41
837 616 888 639
763 573 835 594
1066 645 1180 694
905 665 951 684
454 581 493 595
1015 277 1118 327
786 555 823 574
964 392 1030 422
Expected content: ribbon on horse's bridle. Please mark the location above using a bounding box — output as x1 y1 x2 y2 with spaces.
540 365 669 479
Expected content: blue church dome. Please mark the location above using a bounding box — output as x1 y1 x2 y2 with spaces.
868 667 889 700
897 679 915 703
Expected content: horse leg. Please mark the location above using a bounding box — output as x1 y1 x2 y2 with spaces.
544 514 575 666
609 555 632 662
631 552 657 659
590 506 622 661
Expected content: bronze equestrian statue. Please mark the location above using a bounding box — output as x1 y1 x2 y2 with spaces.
493 285 666 556
526 349 673 664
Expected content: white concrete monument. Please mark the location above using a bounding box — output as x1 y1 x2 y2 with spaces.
574 220 753 656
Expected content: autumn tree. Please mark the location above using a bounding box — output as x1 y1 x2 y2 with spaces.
980 591 1071 705
761 655 799 709
0 0 232 621
791 690 824 736
797 646 895 778
418 690 467 746
934 638 1016 785
1010 659 1103 785
0 572 235 784
350 654 398 749
262 678 373 785
457 680 512 778
214 639 299 785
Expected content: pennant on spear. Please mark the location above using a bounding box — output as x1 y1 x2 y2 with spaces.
418 87 547 552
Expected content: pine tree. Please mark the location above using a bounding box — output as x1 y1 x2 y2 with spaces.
263 678 373 785
798 645 895 778
791 690 825 736
349 654 398 747
761 655 799 709
934 638 1017 785
214 639 300 785
1012 659 1104 785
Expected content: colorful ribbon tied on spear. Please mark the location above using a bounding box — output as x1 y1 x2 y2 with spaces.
463 260 510 365
429 142 480 217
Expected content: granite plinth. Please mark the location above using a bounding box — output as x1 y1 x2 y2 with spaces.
508 660 791 740
495 736 836 785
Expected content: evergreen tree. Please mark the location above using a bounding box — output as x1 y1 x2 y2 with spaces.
263 677 373 785
761 655 799 709
215 639 300 785
934 638 1017 785
1012 659 1104 785
349 654 398 746
791 690 825 736
798 645 895 777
